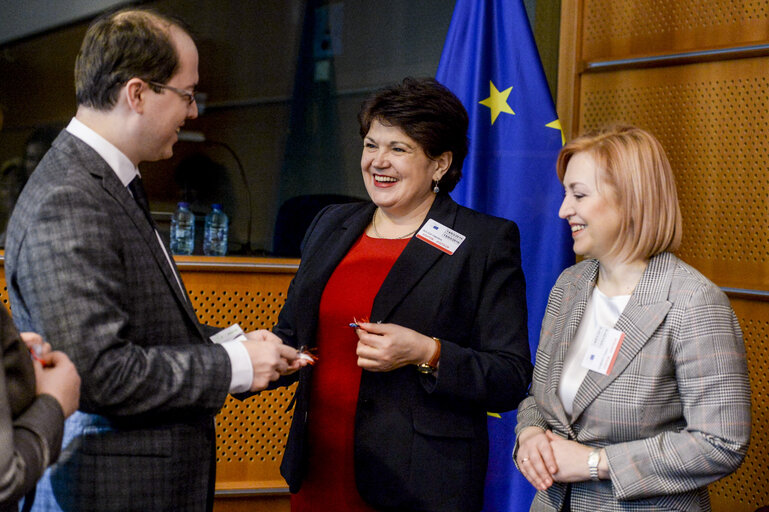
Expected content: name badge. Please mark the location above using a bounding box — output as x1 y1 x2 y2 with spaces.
416 218 465 255
210 323 247 344
581 326 624 375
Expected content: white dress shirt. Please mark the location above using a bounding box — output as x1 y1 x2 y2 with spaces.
558 285 630 418
66 118 253 392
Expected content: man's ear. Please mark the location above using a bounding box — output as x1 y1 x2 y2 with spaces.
124 78 146 113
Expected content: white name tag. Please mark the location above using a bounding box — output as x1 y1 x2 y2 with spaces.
581 325 624 375
416 218 465 255
210 323 247 344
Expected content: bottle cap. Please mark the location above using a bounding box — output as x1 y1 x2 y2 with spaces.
211 203 223 210
178 202 190 208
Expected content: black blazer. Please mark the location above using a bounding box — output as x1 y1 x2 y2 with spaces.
275 193 532 512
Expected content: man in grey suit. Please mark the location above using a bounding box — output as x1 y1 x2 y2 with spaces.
4 8 303 512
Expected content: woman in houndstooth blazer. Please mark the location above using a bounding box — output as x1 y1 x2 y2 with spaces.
515 125 751 511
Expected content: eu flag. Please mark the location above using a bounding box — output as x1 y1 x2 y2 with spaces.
436 1 573 510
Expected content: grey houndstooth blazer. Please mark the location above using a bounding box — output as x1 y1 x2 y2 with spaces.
4 130 232 511
516 252 751 511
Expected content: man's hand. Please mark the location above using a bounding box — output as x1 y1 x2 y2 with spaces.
242 331 310 391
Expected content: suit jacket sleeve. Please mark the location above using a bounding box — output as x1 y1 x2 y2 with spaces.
0 309 64 506
428 218 531 412
606 283 750 500
515 283 563 434
8 181 231 418
271 203 334 351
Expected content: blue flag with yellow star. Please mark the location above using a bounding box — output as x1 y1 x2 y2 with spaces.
436 1 573 510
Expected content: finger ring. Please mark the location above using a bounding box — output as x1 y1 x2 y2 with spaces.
521 457 529 463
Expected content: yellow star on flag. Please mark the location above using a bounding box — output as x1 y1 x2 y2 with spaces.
479 81 514 124
546 119 565 146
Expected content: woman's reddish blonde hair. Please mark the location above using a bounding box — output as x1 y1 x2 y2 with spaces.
556 125 682 262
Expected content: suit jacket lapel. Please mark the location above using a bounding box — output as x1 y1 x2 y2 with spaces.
371 194 457 322
62 133 203 333
107 175 202 328
544 261 598 433
294 203 376 345
569 253 674 422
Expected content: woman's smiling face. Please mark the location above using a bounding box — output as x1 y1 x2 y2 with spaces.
558 151 623 263
361 119 447 217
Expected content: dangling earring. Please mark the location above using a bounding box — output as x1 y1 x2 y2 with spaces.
432 180 440 194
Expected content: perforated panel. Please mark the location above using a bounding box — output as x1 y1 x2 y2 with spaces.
579 58 769 290
0 257 299 494
709 297 769 510
216 387 295 466
189 289 287 332
582 0 769 60
179 259 300 490
0 284 8 311
563 1 769 508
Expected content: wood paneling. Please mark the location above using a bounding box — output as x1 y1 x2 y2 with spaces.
559 1 769 508
581 0 769 61
710 296 769 510
176 257 298 511
578 58 769 290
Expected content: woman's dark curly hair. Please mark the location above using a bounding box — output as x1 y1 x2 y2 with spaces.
358 77 469 193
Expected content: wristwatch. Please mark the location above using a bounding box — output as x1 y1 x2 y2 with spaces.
587 449 600 481
416 337 441 374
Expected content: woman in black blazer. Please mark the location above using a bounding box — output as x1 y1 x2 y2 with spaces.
266 77 532 512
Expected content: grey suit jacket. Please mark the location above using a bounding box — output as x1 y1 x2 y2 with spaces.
0 306 63 512
516 252 751 511
5 131 232 511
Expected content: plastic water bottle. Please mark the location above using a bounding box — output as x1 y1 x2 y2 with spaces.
203 203 228 256
169 202 195 255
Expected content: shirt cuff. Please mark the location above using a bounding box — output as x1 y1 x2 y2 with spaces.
221 340 254 393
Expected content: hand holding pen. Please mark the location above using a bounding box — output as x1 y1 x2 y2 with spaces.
350 318 437 372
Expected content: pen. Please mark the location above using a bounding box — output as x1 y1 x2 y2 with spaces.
348 316 369 330
297 346 318 365
29 345 48 367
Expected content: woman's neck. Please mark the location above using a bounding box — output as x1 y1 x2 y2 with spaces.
596 257 649 296
370 195 435 239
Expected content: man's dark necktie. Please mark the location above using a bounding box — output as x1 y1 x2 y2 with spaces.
127 175 189 300
128 176 153 225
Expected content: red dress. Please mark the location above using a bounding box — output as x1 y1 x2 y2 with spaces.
291 234 409 512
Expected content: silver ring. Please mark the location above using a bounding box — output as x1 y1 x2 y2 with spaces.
521 457 530 463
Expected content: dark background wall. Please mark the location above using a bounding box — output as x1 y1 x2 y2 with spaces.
0 0 560 254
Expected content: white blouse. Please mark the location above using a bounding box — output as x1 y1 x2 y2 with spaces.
558 285 630 418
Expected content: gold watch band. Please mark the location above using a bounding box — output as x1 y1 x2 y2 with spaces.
416 337 441 374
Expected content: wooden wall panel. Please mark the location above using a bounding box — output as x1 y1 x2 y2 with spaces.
709 296 769 510
578 58 769 290
582 0 769 61
176 257 298 511
560 1 769 509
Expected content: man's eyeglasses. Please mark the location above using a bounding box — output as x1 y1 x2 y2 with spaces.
148 81 197 106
